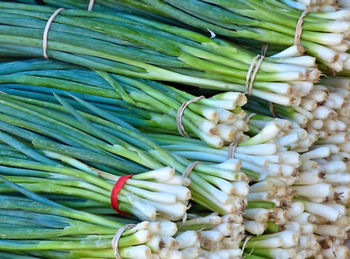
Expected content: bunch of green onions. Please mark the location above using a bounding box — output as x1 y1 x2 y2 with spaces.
0 59 249 148
51 0 350 71
0 3 321 106
0 90 248 216
146 118 303 234
0 193 185 259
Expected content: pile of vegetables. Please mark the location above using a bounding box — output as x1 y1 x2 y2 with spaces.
0 0 350 258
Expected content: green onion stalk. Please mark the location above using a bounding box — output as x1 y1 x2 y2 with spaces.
0 59 249 148
53 0 350 71
0 3 321 106
0 194 186 259
0 92 247 216
175 213 245 258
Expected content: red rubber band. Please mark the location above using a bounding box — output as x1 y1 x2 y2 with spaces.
111 175 133 215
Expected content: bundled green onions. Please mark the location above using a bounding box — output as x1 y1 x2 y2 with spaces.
0 59 249 148
146 117 303 235
0 3 320 106
45 0 350 71
0 194 184 259
0 89 248 216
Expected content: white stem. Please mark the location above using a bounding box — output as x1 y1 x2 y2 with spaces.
293 212 316 224
213 223 233 236
217 124 236 142
303 201 340 222
215 109 235 124
278 151 301 166
322 160 347 174
249 180 276 192
175 231 199 249
236 143 277 155
211 159 241 172
247 191 275 202
316 225 346 237
293 183 332 198
294 170 324 185
244 220 266 235
200 230 223 242
301 146 331 160
231 181 249 196
286 201 304 218
301 223 316 234
181 215 222 226
271 45 303 58
158 249 183 259
182 247 201 259
164 175 191 186
284 221 301 232
127 180 191 201
119 245 151 259
308 88 328 103
325 173 350 184
291 81 314 97
201 108 219 123
269 248 297 258
244 208 269 222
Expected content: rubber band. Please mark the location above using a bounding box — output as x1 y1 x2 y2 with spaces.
111 175 133 214
269 102 278 118
294 9 309 54
111 224 136 259
245 45 268 96
43 8 64 59
176 96 204 137
183 161 199 178
244 113 256 123
241 236 253 258
228 141 238 159
88 0 94 11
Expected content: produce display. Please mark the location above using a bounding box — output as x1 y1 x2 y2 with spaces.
0 0 350 258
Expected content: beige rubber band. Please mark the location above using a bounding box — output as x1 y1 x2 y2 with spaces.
176 96 204 137
228 141 238 159
244 113 256 124
43 8 64 59
294 9 309 54
111 224 136 259
88 0 95 11
241 236 253 258
245 45 268 96
269 102 278 118
245 56 259 95
183 161 200 178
